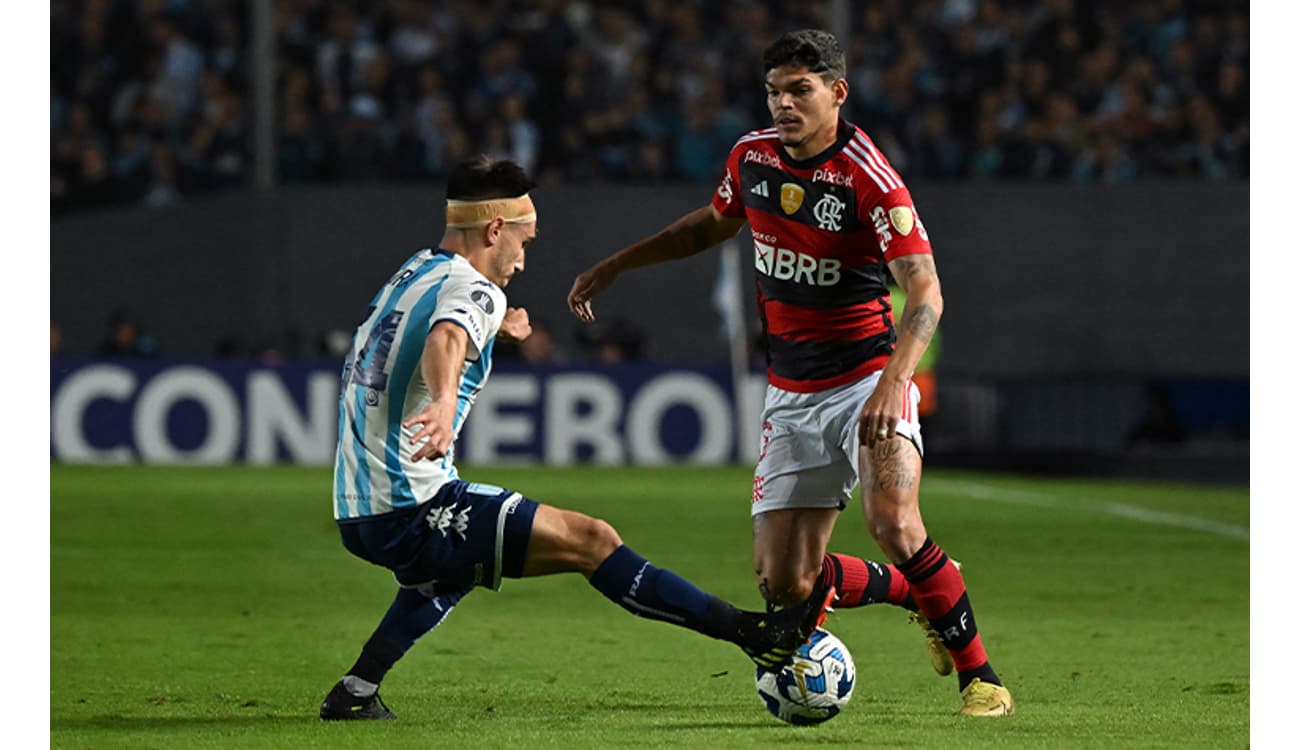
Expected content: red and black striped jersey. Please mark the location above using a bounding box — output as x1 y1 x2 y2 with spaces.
711 119 933 393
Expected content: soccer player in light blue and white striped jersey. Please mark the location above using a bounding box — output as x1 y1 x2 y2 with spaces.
320 156 834 720
333 242 509 521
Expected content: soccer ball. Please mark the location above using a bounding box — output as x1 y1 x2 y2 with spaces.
755 628 855 725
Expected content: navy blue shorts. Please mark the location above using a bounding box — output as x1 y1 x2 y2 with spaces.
337 480 539 591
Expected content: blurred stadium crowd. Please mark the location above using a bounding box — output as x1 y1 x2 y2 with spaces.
52 0 1248 215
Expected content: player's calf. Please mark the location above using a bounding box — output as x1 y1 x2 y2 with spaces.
897 537 1007 697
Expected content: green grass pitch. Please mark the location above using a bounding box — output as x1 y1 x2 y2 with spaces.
51 464 1248 748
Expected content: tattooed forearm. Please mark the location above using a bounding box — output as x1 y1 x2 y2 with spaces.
900 303 939 344
872 439 917 491
888 254 936 284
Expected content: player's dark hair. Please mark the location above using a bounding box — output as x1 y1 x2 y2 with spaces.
445 155 537 201
762 29 846 83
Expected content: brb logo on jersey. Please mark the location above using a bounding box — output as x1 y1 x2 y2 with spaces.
754 240 842 286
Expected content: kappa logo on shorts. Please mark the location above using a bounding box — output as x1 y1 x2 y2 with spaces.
752 475 765 503
427 503 470 540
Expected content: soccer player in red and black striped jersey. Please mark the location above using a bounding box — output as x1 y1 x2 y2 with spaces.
568 30 1014 717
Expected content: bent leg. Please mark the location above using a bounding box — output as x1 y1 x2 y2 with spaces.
752 507 838 607
860 438 1003 691
753 505 913 611
342 585 469 696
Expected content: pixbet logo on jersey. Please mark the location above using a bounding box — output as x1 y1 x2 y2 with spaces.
743 149 781 168
753 240 842 286
812 168 853 188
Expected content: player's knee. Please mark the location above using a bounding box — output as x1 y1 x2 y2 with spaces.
756 569 816 608
572 515 622 574
868 516 924 560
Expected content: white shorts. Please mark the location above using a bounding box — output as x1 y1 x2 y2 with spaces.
751 371 923 516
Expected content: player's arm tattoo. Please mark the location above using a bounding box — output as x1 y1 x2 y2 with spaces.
888 254 937 285
899 303 939 345
889 254 941 345
871 439 917 492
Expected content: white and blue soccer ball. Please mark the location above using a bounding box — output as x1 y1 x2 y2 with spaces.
755 628 855 725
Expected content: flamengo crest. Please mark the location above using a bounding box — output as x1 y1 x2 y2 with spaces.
813 193 846 231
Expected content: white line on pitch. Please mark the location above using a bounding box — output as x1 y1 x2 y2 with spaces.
924 478 1249 542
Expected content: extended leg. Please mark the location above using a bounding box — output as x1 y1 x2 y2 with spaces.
520 503 833 670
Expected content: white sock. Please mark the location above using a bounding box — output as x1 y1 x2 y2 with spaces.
342 675 379 698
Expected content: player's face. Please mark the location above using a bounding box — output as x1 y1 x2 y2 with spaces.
492 221 536 288
765 66 846 153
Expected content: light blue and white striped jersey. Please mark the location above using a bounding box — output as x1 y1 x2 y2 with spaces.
334 249 506 520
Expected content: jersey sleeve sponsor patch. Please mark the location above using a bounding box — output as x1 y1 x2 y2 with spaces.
713 136 764 218
869 200 931 262
432 269 506 359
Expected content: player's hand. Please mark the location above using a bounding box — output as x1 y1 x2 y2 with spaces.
858 377 907 448
403 402 456 461
498 307 532 342
567 261 619 323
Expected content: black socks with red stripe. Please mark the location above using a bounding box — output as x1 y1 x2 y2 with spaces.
897 537 1002 691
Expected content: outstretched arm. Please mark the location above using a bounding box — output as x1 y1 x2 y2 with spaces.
403 321 470 462
859 253 944 446
567 205 747 322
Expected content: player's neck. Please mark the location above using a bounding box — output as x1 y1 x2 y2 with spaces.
439 231 468 256
783 121 840 162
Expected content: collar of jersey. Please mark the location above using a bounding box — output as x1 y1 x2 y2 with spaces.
776 118 856 171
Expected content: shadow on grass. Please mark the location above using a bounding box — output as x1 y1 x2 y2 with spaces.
52 714 314 731
654 720 788 730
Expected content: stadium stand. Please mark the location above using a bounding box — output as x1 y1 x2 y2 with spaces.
51 0 1248 216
